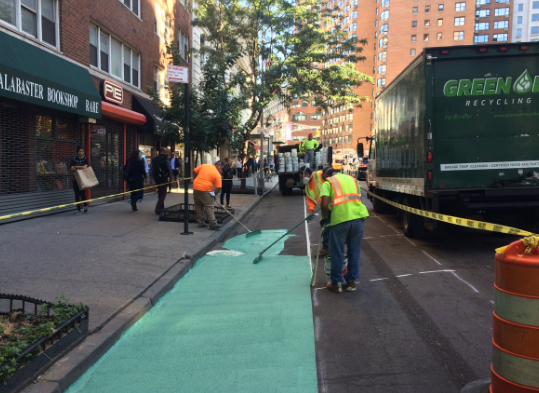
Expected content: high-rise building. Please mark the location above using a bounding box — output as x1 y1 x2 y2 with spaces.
512 0 539 42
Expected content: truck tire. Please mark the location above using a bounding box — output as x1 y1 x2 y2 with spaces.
401 198 415 238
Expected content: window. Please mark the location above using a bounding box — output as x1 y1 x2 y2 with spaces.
411 34 417 42
377 78 386 87
411 49 416 56
516 28 522 38
532 26 539 34
90 25 140 88
424 19 430 27
454 17 464 26
350 34 357 42
344 5 349 12
292 100 299 107
453 31 464 40
293 112 307 121
476 9 491 16
438 18 443 25
517 3 523 11
475 22 490 30
474 34 489 43
379 37 388 47
350 22 357 30
424 33 429 41
380 10 389 20
533 14 539 21
494 21 508 29
351 10 357 18
494 7 509 15
154 66 159 92
492 33 507 41
477 0 491 4
0 0 58 47
378 64 386 74
378 51 387 61
412 21 417 27
534 1 539 8
438 4 444 10
178 30 189 60
412 6 418 14
119 0 139 16
343 17 349 24
382 0 390 6
302 101 309 107
455 1 465 11
437 32 442 40
311 112 321 120
380 23 388 32
425 5 430 12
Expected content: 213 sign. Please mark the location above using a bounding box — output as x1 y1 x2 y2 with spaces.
100 80 123 105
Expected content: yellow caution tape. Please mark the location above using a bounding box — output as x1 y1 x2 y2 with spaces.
361 186 535 241
0 177 193 222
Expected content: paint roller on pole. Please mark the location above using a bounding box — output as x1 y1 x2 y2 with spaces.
213 199 262 237
253 211 316 264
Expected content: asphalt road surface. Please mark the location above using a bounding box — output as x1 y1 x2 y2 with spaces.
213 184 519 393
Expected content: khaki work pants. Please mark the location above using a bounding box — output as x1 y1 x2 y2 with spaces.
194 190 217 227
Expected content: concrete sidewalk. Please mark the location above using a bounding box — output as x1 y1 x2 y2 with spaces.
0 176 278 393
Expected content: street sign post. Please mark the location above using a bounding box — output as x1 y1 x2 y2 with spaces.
168 65 192 235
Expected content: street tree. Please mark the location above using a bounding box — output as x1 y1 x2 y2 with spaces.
194 0 373 155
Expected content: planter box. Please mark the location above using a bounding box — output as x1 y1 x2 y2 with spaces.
0 294 89 393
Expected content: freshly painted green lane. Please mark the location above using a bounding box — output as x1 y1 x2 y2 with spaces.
66 230 318 393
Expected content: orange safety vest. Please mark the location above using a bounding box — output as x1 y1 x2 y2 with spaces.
305 170 324 213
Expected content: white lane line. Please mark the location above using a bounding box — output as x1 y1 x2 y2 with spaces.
370 277 389 282
388 225 401 234
396 274 413 278
364 236 374 240
490 300 494 304
449 271 480 293
405 237 416 247
303 194 312 270
377 218 387 224
422 250 442 266
313 289 319 306
419 269 455 274
313 287 327 290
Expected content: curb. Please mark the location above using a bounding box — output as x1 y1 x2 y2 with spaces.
460 379 491 393
22 181 278 393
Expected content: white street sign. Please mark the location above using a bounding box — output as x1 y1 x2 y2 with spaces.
168 66 189 83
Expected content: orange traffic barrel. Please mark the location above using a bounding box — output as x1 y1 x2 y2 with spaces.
491 238 539 392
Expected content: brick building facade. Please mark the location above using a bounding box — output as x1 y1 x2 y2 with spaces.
0 0 192 219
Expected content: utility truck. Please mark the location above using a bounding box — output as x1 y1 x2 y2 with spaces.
364 43 539 237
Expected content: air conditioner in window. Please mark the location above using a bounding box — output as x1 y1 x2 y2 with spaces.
475 17 480 20
504 27 508 30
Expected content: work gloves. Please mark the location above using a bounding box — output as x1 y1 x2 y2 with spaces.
320 218 327 228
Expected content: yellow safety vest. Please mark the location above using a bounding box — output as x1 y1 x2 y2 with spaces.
326 173 369 226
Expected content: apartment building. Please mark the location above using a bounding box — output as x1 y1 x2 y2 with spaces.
512 0 539 42
321 0 377 156
0 0 191 217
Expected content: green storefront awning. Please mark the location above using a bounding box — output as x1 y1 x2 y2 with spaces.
0 31 101 118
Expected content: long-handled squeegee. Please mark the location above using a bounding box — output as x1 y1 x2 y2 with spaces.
214 199 262 237
253 211 316 264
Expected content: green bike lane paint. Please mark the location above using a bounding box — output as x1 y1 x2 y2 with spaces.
66 230 318 393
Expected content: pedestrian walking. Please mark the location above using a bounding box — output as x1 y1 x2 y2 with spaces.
124 150 147 211
151 147 172 215
220 158 234 208
140 154 149 202
246 156 254 177
70 146 89 214
193 161 222 230
301 133 320 169
320 167 369 293
169 151 181 192
299 165 331 257
236 158 242 178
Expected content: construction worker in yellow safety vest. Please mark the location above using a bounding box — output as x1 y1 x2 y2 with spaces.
299 165 332 257
320 167 369 293
300 133 319 170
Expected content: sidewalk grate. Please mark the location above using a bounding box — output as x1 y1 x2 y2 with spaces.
158 203 234 224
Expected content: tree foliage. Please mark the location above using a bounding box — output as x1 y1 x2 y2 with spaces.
194 0 373 145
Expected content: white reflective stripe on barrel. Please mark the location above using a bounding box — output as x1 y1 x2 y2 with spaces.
495 290 539 327
492 343 539 389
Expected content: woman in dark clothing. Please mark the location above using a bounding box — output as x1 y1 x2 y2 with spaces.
220 158 234 208
125 150 147 211
70 146 89 214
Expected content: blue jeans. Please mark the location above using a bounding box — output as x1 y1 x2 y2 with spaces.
322 211 331 250
305 150 314 169
328 218 364 286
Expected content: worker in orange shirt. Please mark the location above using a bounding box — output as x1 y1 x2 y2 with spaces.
193 161 223 230
299 165 331 257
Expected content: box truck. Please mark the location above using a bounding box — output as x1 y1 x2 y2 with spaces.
365 43 539 237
